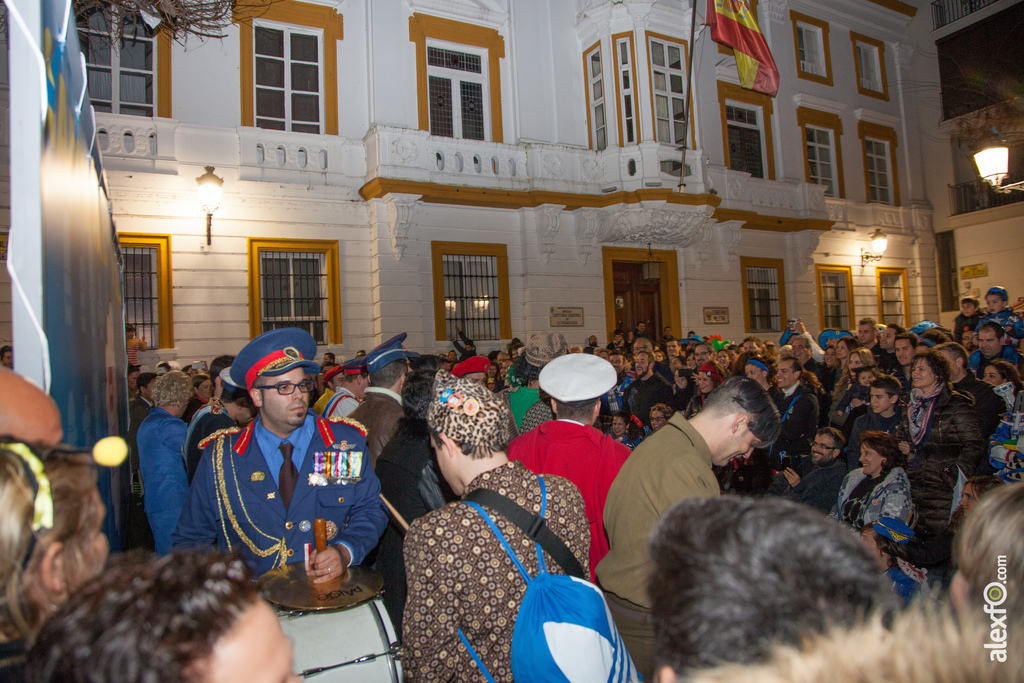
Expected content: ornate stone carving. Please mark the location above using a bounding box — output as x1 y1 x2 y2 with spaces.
582 156 605 182
595 203 715 246
765 0 789 23
718 220 744 271
392 136 418 164
381 193 420 261
572 208 601 265
826 199 847 224
96 124 158 158
876 207 903 229
791 230 823 275
537 204 565 264
543 153 565 179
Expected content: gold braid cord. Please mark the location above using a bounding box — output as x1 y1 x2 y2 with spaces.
328 416 368 436
212 435 287 567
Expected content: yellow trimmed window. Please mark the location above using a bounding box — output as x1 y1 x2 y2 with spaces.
851 32 888 101
718 81 775 180
409 14 505 143
741 257 787 334
78 10 172 118
612 32 641 146
790 11 832 86
431 242 511 342
858 121 900 206
647 32 689 146
877 268 909 327
583 41 607 151
248 239 341 344
237 1 343 135
797 107 844 198
118 233 173 349
816 264 855 331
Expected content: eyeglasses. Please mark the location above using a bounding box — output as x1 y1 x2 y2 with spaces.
256 380 315 395
811 440 837 450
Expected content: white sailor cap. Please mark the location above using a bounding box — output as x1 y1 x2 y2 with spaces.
539 353 617 402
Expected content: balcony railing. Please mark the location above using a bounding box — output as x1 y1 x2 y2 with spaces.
932 0 1002 29
949 179 1024 215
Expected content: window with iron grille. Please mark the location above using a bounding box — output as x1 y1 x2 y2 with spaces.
726 104 764 178
119 234 172 349
254 22 324 134
123 246 159 348
878 269 907 326
426 44 488 140
78 11 155 117
649 37 687 145
259 251 329 343
818 266 853 330
585 45 607 151
742 260 785 333
431 242 511 342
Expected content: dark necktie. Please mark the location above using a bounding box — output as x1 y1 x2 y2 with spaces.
278 441 298 509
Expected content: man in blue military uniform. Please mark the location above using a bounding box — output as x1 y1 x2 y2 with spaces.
173 329 387 581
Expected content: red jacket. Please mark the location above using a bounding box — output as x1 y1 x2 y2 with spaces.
508 420 630 581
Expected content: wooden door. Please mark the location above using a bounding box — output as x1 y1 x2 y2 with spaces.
612 261 661 334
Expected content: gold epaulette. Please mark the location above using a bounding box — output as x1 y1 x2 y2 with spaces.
199 425 242 450
328 416 368 436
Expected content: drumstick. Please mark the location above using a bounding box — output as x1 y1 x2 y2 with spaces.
313 517 327 553
379 494 410 532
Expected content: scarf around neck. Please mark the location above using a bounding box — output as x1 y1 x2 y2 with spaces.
907 384 943 446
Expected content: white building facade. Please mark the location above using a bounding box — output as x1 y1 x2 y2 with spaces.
3 0 946 361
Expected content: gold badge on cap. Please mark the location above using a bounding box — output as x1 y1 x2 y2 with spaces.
251 471 266 482
283 346 301 360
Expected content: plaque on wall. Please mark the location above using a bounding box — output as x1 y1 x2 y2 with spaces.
550 306 585 328
703 307 729 325
960 263 988 280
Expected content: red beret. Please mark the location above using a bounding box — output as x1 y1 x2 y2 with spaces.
452 356 490 377
323 366 345 384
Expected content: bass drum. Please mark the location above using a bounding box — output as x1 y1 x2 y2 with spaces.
279 597 402 682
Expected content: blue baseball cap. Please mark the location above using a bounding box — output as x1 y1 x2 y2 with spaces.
872 516 914 544
365 333 418 374
818 329 853 348
987 286 1008 301
230 328 321 390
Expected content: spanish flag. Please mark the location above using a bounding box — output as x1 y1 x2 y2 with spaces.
707 0 779 97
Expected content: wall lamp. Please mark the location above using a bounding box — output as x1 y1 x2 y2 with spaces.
196 166 224 245
860 229 887 266
974 130 1024 193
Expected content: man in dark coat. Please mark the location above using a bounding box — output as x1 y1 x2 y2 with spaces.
769 427 848 513
349 333 416 467
622 349 673 429
938 342 1003 441
768 356 819 472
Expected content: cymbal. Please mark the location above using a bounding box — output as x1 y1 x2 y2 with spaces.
258 562 383 612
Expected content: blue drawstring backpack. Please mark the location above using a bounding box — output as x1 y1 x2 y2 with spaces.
458 476 641 683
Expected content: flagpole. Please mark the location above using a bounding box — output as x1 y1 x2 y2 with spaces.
679 0 702 191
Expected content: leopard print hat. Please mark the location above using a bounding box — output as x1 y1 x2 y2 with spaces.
427 370 509 452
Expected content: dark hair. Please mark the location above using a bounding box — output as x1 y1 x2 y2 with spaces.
912 350 952 387
816 426 845 450
224 384 256 410
408 354 441 372
894 332 919 348
859 430 906 475
486 350 500 363
853 365 878 382
967 474 1003 501
512 354 541 384
985 359 1023 393
961 296 979 306
137 372 158 391
701 376 781 447
921 328 953 346
836 336 862 354
649 403 675 421
27 552 258 683
0 345 11 357
127 364 141 375
609 410 644 441
370 358 408 388
886 324 906 335
978 320 1005 339
649 496 892 673
934 342 969 370
209 355 235 384
869 374 901 398
860 524 906 570
777 356 802 374
552 397 599 423
402 370 437 421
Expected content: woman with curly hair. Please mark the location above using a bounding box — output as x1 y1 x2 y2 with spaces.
981 358 1022 411
137 370 193 555
831 431 912 529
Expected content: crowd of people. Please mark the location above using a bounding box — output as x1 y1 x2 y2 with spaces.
0 288 1022 681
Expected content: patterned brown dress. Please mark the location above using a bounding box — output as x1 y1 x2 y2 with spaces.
402 460 590 682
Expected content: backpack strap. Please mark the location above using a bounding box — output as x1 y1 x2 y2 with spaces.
463 477 585 580
457 628 497 683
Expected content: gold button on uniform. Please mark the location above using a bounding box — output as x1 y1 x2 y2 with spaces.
285 521 293 530
338 497 345 504
287 549 294 557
